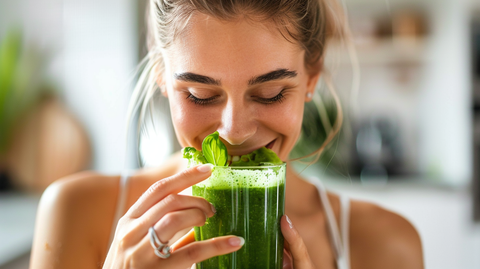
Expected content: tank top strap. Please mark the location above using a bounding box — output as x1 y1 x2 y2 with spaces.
338 194 351 269
315 180 343 259
309 178 350 269
107 170 133 251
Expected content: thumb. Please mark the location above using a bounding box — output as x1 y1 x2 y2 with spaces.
281 215 315 269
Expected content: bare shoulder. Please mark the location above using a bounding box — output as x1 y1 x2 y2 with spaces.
42 170 119 204
37 151 185 220
349 200 424 269
31 171 120 269
38 171 120 225
30 153 187 268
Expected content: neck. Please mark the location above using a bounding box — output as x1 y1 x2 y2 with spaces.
285 161 321 216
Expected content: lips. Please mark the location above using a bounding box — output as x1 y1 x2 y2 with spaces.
265 139 276 149
224 139 277 156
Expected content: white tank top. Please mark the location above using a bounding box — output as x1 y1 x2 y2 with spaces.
107 174 350 269
107 171 131 248
308 178 351 269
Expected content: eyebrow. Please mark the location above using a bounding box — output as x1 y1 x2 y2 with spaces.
174 72 221 86
174 68 297 86
248 69 297 86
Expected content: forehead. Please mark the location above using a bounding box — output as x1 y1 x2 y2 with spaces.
165 13 305 82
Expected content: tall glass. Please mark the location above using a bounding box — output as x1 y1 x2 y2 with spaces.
192 163 286 269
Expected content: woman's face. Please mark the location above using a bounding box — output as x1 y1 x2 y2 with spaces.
162 13 320 161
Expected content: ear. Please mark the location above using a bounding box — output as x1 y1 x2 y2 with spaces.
157 77 168 98
155 65 168 98
305 60 322 102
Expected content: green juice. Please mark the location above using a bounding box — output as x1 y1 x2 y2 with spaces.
192 164 286 269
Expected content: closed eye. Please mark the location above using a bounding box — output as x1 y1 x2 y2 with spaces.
186 89 287 106
187 94 217 106
255 89 286 105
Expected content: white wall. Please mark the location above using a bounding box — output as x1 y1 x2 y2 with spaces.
0 0 64 95
417 0 472 185
0 0 138 173
63 0 138 173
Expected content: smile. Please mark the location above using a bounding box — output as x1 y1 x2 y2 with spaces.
265 139 276 149
225 139 277 158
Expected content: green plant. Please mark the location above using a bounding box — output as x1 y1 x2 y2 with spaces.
0 29 54 154
290 94 346 176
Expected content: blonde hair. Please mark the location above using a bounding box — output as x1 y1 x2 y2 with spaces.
128 0 355 166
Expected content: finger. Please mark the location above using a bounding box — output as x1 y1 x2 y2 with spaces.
283 249 293 269
153 208 208 243
139 194 215 230
284 239 291 253
127 164 214 218
281 215 315 269
134 208 210 262
171 228 196 253
164 236 244 268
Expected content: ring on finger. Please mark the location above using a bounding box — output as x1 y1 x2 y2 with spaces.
149 227 171 259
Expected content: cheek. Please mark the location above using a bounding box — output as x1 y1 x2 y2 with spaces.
169 98 199 147
168 96 219 148
274 105 303 135
259 100 304 155
282 104 304 144
281 105 304 158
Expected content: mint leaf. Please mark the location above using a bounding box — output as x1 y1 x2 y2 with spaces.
230 147 283 166
182 147 197 159
182 147 207 166
202 131 228 166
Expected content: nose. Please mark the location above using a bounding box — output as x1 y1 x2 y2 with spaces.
217 99 256 146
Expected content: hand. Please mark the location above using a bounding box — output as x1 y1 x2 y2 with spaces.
281 215 315 269
103 164 244 269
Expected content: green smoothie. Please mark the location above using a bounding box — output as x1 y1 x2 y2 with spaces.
192 164 286 269
183 132 285 268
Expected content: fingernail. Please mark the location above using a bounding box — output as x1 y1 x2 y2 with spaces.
228 236 245 247
197 164 214 173
286 215 294 229
210 203 216 214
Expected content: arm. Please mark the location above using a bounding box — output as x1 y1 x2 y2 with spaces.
30 172 117 269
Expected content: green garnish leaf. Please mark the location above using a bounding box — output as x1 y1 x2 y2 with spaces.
182 147 207 167
230 147 283 166
202 131 228 166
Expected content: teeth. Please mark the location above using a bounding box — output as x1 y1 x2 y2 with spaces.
232 156 240 162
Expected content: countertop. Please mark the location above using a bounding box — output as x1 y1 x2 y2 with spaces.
0 192 40 266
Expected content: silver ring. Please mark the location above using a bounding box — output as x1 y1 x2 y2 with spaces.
149 227 171 259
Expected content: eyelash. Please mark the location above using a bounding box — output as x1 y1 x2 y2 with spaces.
257 91 286 105
187 90 286 106
187 94 217 106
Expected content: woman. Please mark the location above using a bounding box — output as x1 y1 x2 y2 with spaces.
30 0 424 268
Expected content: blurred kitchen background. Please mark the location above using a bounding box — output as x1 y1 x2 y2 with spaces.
1 0 480 268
